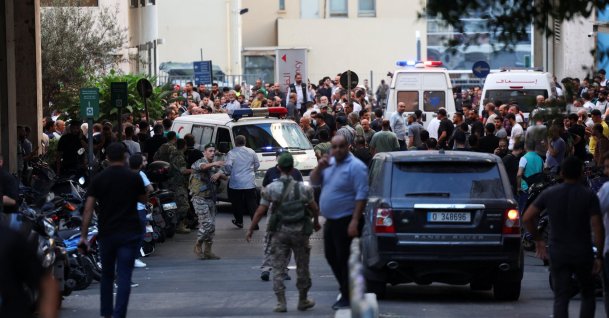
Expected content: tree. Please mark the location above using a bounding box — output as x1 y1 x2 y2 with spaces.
423 0 609 54
41 0 127 114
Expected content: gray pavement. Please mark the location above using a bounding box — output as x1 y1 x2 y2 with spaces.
60 209 606 318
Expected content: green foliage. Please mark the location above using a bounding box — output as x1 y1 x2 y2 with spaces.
41 0 127 114
64 71 173 123
422 0 608 53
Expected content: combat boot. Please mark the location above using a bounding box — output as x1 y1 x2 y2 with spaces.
202 242 220 260
193 239 203 258
176 221 192 234
297 290 315 311
274 293 287 313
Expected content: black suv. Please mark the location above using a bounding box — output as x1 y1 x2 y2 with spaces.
362 151 522 300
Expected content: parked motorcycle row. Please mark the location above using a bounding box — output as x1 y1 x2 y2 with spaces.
0 158 179 308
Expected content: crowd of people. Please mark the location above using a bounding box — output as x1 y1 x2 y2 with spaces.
9 68 609 316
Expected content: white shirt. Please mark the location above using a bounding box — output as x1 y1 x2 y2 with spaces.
596 100 608 113
427 118 441 140
225 100 241 115
353 102 362 113
509 123 524 150
137 171 151 210
584 101 596 111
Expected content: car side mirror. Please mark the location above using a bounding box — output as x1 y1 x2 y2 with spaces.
311 139 319 146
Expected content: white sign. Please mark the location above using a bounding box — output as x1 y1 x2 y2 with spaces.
275 49 307 94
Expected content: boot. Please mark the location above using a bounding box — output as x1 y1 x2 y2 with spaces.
176 221 191 234
297 290 315 311
202 242 220 260
274 293 287 313
193 240 203 258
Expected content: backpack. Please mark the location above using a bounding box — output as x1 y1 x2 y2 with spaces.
268 179 313 235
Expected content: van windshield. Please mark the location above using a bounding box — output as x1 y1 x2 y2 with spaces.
484 89 548 113
232 122 313 152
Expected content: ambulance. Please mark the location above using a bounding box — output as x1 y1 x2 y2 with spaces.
385 61 457 129
479 70 557 121
171 108 318 201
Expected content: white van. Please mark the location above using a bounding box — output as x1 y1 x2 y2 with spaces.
171 110 317 201
385 62 456 129
479 70 557 121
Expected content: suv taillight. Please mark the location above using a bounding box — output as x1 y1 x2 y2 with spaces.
502 209 520 236
375 208 395 234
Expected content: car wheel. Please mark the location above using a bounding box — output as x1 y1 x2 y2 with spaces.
493 279 521 301
365 279 387 299
470 280 493 291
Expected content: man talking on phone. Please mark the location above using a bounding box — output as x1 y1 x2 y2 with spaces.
310 135 369 310
79 143 147 318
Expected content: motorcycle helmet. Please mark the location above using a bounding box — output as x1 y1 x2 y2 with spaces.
146 161 172 183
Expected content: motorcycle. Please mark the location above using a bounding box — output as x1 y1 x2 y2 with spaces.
146 161 179 239
521 173 560 253
1 202 72 308
58 225 100 290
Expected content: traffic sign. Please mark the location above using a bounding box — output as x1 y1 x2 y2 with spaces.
136 78 153 98
79 88 99 119
110 82 128 108
340 70 359 89
194 60 213 85
472 61 491 78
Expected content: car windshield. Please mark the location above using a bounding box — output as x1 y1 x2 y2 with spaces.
392 162 505 199
232 122 313 152
484 89 548 113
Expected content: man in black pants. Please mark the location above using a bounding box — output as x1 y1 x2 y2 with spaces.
524 156 604 318
79 143 147 318
310 135 369 310
224 135 260 228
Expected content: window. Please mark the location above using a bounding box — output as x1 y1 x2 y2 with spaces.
484 89 548 113
358 0 375 17
130 0 138 7
191 125 214 151
279 0 286 11
396 91 419 112
423 91 445 112
232 123 312 153
368 159 384 196
392 162 505 199
215 128 232 153
329 0 348 17
300 0 319 18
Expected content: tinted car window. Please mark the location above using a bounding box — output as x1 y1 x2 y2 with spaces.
369 159 384 195
392 162 505 199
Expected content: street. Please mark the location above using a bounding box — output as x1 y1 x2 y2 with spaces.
60 208 605 318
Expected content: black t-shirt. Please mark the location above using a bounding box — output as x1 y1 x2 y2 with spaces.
185 148 204 168
568 124 587 160
87 166 145 238
438 118 454 149
478 135 500 154
144 135 168 161
57 133 84 170
0 224 43 318
471 121 485 138
1 169 19 214
353 147 372 167
262 166 303 187
533 183 601 260
502 153 521 196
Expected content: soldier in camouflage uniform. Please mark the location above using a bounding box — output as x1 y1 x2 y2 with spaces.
190 143 226 259
246 152 321 313
154 131 192 234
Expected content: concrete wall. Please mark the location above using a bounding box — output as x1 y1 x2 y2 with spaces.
155 0 231 74
555 16 595 80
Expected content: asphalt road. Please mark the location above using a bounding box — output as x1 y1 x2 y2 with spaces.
60 209 605 318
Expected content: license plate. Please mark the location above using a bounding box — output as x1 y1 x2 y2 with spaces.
162 202 177 210
427 212 471 223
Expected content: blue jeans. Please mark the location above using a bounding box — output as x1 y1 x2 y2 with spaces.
138 209 147 240
99 232 141 318
517 190 529 215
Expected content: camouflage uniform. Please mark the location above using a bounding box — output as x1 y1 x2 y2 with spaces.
262 175 314 295
190 156 223 243
154 142 189 222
